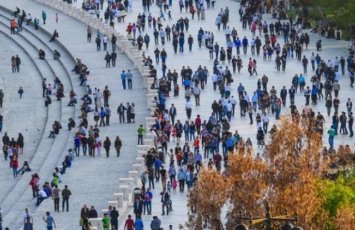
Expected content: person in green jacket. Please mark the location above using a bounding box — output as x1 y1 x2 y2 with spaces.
41 10 47 24
137 125 145 145
34 18 39 30
328 126 336 149
51 173 60 187
102 213 110 230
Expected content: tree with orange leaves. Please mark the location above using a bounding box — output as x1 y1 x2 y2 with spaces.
334 206 355 230
265 118 329 228
186 168 229 230
225 152 268 229
187 116 355 230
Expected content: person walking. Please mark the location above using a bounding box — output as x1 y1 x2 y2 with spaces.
169 104 177 125
302 55 308 74
10 155 18 178
103 137 111 158
150 216 161 230
0 114 3 133
52 185 60 212
185 99 193 120
135 215 144 230
95 35 101 51
304 86 311 106
110 206 119 230
23 208 33 230
43 212 56 230
99 107 106 127
15 55 21 72
104 52 111 68
11 56 16 73
188 35 193 51
117 103 127 123
114 136 122 157
124 214 134 230
18 86 24 99
103 35 108 51
120 71 127 90
80 205 90 230
102 213 110 230
61 185 71 212
328 126 336 149
111 51 117 67
349 112 354 137
137 125 145 145
87 25 92 42
192 85 201 106
41 10 47 24
0 89 4 108
161 189 170 215
126 70 133 90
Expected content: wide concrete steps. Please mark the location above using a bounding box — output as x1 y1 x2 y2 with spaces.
0 7 79 228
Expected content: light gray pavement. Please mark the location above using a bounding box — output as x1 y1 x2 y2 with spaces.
77 0 352 229
0 27 47 217
72 0 351 150
1 0 148 229
0 4 80 228
0 0 353 229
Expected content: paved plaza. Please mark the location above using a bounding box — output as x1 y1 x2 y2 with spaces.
0 0 353 229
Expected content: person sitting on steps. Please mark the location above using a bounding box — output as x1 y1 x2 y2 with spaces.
53 50 61 60
49 29 59 42
49 121 62 138
38 49 45 59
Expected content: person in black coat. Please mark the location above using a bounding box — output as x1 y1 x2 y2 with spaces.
88 206 98 218
111 51 117 67
49 29 59 42
110 206 119 230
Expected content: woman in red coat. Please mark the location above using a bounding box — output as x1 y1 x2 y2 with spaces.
29 174 40 197
11 155 19 178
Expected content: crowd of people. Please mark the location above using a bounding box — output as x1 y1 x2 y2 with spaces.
1 132 26 178
2 4 128 229
1 0 355 229
111 0 354 228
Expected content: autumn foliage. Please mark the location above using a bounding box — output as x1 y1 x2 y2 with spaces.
187 169 229 230
187 117 355 230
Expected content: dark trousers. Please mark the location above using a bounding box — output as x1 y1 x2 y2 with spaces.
148 177 154 189
179 179 185 192
105 148 110 157
115 147 121 157
305 95 310 105
138 135 143 145
32 187 39 198
54 198 60 211
349 124 353 137
119 113 125 123
162 202 169 215
249 113 253 124
36 196 46 206
99 117 106 126
62 198 69 211
186 108 192 119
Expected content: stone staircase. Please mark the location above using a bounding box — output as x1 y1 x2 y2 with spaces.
0 6 85 228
